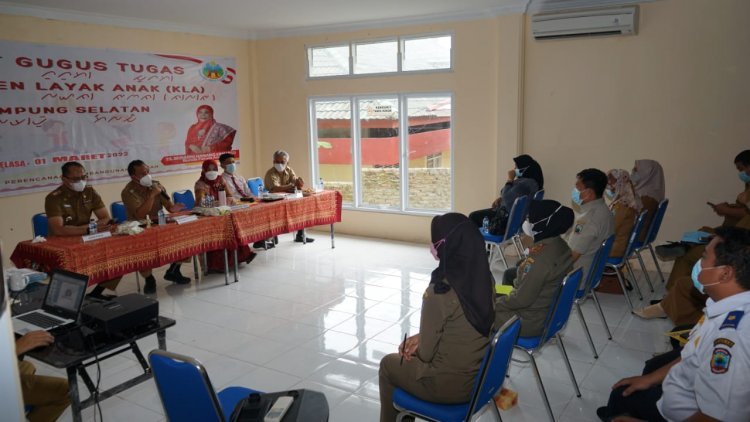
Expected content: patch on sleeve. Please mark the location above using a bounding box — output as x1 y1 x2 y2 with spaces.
574 223 584 234
720 311 744 330
714 338 735 348
710 347 731 374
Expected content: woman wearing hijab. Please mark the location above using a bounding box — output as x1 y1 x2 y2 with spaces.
630 159 665 241
495 200 574 337
379 213 495 422
469 154 544 233
195 159 234 206
606 169 642 258
184 105 237 155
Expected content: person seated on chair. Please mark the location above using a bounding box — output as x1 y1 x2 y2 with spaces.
568 168 614 284
264 149 313 243
121 160 191 293
630 159 665 242
469 154 544 233
44 161 119 299
495 200 574 337
16 331 70 422
195 159 235 207
605 169 641 258
379 213 494 422
219 152 254 199
597 227 750 422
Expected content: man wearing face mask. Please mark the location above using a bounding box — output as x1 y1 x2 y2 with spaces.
219 152 253 199
596 227 750 422
264 149 313 243
568 168 614 285
121 160 190 293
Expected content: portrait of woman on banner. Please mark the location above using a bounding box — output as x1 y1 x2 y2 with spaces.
184 105 236 155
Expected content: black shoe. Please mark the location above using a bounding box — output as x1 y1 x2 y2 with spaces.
596 406 611 422
164 267 191 285
273 236 279 245
655 243 687 261
245 252 257 264
253 241 266 249
143 276 157 294
87 286 116 300
650 299 662 305
295 233 315 243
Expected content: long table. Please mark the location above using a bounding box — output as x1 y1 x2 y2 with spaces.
11 191 342 285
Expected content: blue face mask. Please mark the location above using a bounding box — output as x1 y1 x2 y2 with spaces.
605 188 615 199
225 163 236 174
740 171 750 183
571 187 582 206
515 167 528 178
691 259 724 294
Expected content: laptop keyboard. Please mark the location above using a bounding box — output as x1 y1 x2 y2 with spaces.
17 312 66 328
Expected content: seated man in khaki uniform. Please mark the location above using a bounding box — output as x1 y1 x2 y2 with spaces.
263 149 314 243
16 331 70 422
121 160 190 294
44 161 118 299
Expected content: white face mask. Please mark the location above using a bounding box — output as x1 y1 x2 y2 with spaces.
522 205 563 238
274 163 286 172
205 171 219 181
70 180 86 192
139 174 153 187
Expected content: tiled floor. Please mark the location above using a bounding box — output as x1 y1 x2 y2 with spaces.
36 233 674 421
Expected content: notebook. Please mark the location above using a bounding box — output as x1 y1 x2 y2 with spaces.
13 269 88 335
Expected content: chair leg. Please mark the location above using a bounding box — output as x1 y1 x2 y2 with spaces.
497 246 508 270
635 250 654 293
575 301 598 359
647 244 666 284
512 236 525 258
522 348 555 422
135 272 141 293
624 260 643 300
591 291 613 340
610 265 635 311
192 255 200 281
556 334 581 398
492 402 503 422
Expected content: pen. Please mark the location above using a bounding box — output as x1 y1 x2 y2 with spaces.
400 332 408 366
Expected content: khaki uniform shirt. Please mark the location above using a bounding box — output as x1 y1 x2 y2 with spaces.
44 184 105 227
121 180 173 220
610 203 637 258
495 236 574 337
568 198 614 284
264 166 298 191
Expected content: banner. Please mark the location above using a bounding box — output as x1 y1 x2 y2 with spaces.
0 40 239 197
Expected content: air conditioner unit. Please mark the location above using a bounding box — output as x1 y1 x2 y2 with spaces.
531 6 638 40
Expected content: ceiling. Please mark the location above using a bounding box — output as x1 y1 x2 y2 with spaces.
0 0 649 39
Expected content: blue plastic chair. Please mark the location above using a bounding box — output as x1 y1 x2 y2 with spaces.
111 201 128 223
393 316 521 422
246 177 264 196
605 210 649 311
173 190 196 211
482 195 530 268
514 268 583 422
574 235 615 359
533 189 545 201
149 349 261 422
32 213 48 237
633 199 669 284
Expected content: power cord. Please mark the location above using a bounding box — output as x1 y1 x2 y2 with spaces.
86 333 103 421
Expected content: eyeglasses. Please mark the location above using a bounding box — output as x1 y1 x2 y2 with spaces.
63 174 88 183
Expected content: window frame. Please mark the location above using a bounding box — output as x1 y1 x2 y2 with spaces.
309 92 454 216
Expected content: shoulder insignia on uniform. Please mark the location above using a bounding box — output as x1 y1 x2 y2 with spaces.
710 347 731 374
720 311 744 330
714 338 735 348
574 223 584 234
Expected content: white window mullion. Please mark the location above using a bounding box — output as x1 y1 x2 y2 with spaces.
399 95 408 212
352 97 362 208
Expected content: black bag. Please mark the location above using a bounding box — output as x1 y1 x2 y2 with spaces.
230 389 329 422
488 206 509 235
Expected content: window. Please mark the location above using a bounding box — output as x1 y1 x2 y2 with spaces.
307 33 451 78
310 94 452 213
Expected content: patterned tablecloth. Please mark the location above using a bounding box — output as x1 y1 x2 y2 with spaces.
10 190 342 285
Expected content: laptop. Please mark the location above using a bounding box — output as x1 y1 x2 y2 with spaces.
13 269 89 335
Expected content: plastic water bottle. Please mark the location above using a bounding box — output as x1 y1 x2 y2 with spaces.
88 218 97 235
207 194 214 208
482 217 489 234
157 209 166 226
217 185 227 206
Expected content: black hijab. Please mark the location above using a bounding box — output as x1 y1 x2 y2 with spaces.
430 213 495 337
513 154 544 190
526 199 574 243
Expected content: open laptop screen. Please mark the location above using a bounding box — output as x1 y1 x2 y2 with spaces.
45 270 87 314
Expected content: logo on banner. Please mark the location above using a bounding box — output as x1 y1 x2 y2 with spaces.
201 61 225 81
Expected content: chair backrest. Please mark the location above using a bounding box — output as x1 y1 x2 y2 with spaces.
110 201 128 223
246 177 264 196
465 316 521 420
645 199 669 245
148 349 225 422
503 195 530 241
173 190 196 210
538 268 583 344
581 235 615 294
533 189 545 201
32 213 48 237
623 209 649 258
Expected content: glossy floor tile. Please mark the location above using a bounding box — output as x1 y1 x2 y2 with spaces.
38 233 673 421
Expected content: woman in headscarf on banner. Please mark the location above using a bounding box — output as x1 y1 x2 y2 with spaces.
606 169 642 258
495 199 574 337
379 213 495 422
630 159 665 241
194 159 234 207
184 105 236 155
